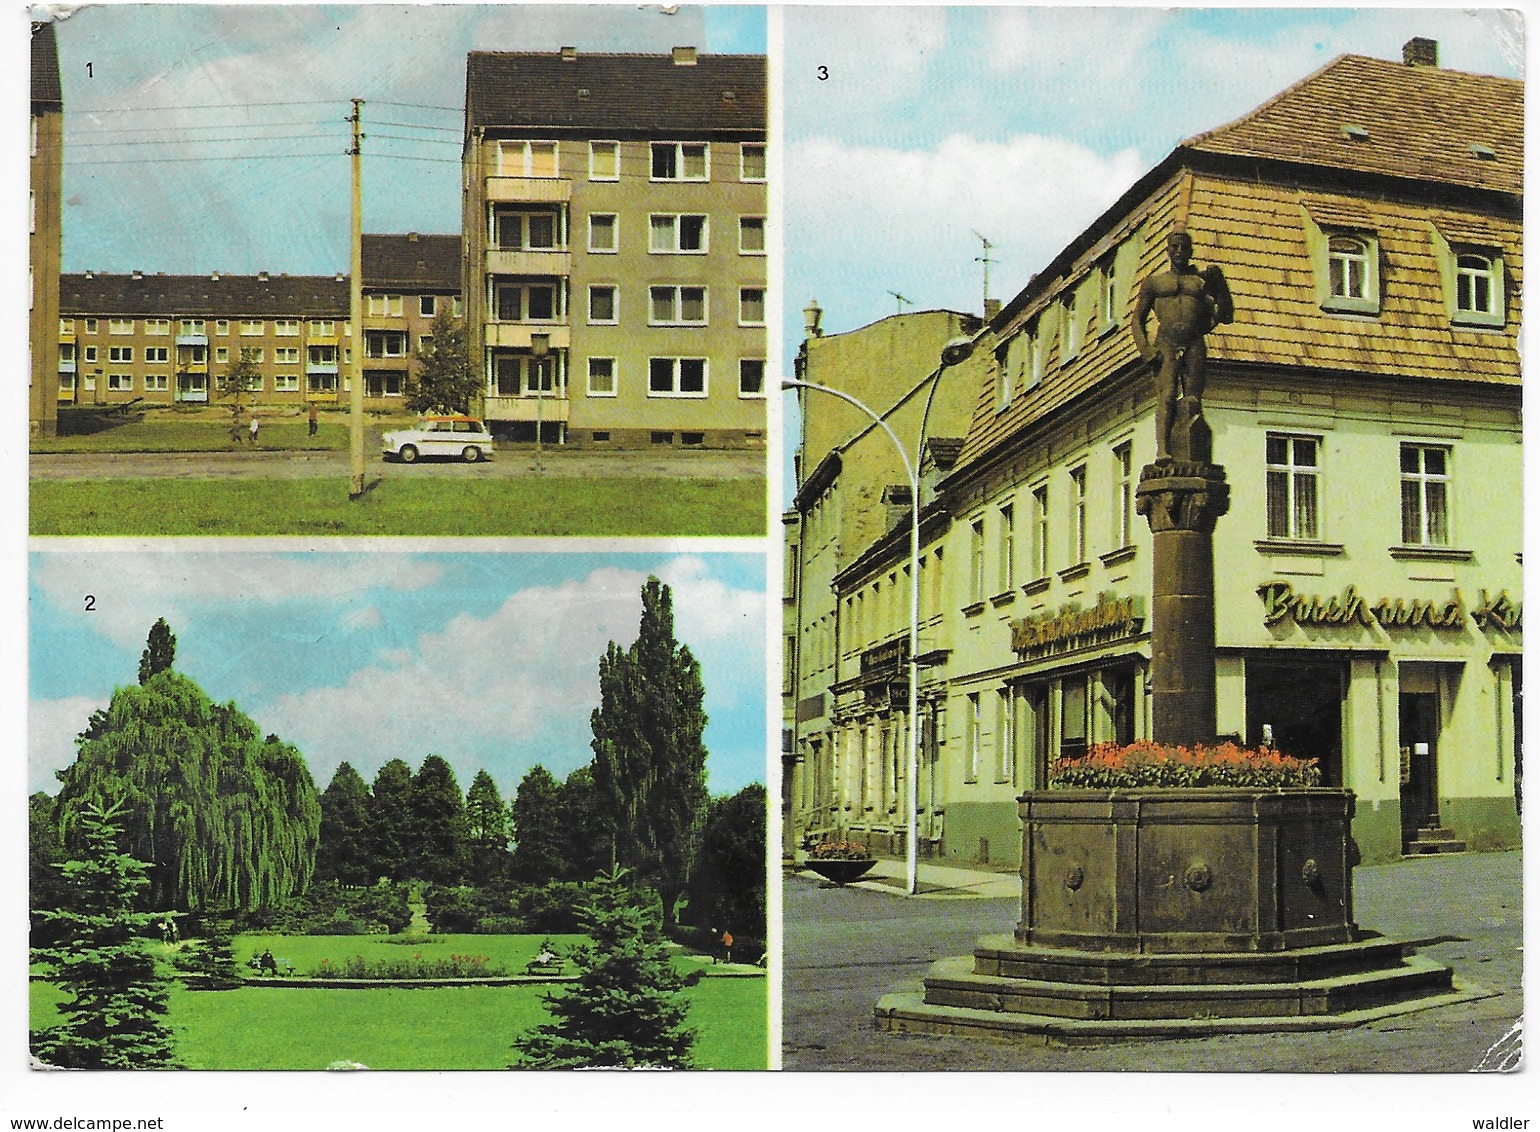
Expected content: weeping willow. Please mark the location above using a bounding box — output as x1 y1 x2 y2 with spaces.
54 671 321 913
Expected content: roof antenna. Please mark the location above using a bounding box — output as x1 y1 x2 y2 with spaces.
887 290 911 316
973 230 996 315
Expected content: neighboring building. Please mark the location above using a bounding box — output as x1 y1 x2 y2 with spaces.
30 22 63 437
361 233 463 402
785 40 1522 868
461 45 768 448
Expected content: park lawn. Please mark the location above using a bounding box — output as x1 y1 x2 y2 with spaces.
231 931 586 975
30 475 767 536
31 416 361 454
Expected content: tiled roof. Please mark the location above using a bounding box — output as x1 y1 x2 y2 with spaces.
31 22 61 108
1186 54 1521 197
465 50 765 134
361 234 460 293
61 273 348 318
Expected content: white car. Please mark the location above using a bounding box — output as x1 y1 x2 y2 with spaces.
381 416 495 463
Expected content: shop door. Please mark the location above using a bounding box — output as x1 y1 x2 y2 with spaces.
1398 693 1439 844
1245 659 1344 786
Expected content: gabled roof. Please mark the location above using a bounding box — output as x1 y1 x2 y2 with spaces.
465 50 765 135
1186 53 1521 197
31 22 61 109
61 274 348 318
361 234 460 293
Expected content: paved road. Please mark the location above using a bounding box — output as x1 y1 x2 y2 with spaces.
783 850 1523 1072
30 446 766 481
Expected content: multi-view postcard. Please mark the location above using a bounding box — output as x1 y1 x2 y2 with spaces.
15 0 1529 1125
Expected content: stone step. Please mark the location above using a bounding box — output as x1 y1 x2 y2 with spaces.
921 952 1455 1022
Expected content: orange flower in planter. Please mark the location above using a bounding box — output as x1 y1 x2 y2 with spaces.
1049 741 1320 789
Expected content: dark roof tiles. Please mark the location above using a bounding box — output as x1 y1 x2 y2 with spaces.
31 22 61 108
361 234 460 292
61 274 348 318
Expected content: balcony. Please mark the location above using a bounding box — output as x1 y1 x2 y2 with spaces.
485 249 571 277
58 359 76 374
175 333 208 346
484 323 570 351
306 362 340 375
485 176 571 204
484 395 571 423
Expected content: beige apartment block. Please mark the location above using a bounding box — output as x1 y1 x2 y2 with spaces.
785 41 1522 869
361 233 463 402
30 22 63 437
462 46 767 449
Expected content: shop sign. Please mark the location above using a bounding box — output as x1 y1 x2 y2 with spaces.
1011 593 1142 656
860 637 910 676
1258 581 1522 633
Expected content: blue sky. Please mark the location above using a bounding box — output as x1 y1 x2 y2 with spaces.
29 551 767 801
41 4 765 275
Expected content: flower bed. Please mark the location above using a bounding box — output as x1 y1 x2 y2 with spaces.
1049 741 1320 790
307 952 510 980
808 839 870 860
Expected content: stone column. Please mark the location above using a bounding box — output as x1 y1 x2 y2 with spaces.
1135 460 1230 747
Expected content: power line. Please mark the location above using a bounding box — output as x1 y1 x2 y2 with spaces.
65 151 348 167
72 99 348 115
67 132 345 150
371 99 462 114
371 119 462 133
66 119 345 137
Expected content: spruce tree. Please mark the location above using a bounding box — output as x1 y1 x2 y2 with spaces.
465 769 510 882
511 866 695 1069
137 618 176 684
317 762 374 886
368 759 414 882
31 800 178 1069
509 765 567 883
590 577 709 918
408 755 471 885
556 766 612 880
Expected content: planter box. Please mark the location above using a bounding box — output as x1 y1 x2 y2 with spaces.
806 858 878 885
1018 788 1356 954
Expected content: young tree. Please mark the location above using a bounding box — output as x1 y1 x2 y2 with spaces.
217 350 262 408
687 784 767 942
590 577 709 919
404 310 477 414
31 800 177 1069
316 762 374 886
180 916 241 990
509 765 567 883
465 769 511 883
511 866 695 1069
408 755 471 885
136 618 176 684
56 634 321 913
367 759 414 882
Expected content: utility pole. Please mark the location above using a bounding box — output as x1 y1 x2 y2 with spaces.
348 98 365 499
973 230 996 315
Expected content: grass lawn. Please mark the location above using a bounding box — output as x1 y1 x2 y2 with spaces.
30 934 768 1070
32 413 371 454
30 475 767 536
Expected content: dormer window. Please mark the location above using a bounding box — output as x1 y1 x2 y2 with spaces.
1327 235 1371 302
1430 218 1507 329
1456 253 1498 318
1303 201 1381 316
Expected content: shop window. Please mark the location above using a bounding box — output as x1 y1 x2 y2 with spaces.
1400 444 1450 546
1265 434 1320 540
1246 659 1344 786
1060 677 1088 759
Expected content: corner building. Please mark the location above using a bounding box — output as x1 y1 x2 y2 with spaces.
785 41 1521 868
462 46 767 449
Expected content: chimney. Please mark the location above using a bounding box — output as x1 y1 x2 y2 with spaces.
672 45 697 66
258 271 269 283
131 270 143 281
211 271 220 281
408 231 419 242
559 45 576 62
1403 37 1438 67
984 298 1002 320
803 298 823 338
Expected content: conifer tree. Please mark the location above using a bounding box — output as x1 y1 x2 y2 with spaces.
317 762 374 886
368 759 414 881
465 769 511 882
136 618 176 684
556 765 612 880
590 577 709 918
31 800 177 1069
509 765 567 883
408 755 471 885
511 866 695 1069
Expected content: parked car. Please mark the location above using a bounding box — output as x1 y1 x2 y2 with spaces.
381 416 495 463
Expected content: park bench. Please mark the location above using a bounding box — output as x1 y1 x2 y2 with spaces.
523 946 564 976
248 954 295 977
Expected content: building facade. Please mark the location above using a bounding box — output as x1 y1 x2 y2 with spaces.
30 22 63 438
361 233 463 402
462 46 767 448
785 41 1522 868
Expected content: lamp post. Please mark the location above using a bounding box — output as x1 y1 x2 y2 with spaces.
783 332 974 896
531 331 550 474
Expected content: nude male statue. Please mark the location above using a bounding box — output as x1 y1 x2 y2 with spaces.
1131 231 1233 463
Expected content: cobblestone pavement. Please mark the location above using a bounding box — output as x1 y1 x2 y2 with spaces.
782 850 1523 1073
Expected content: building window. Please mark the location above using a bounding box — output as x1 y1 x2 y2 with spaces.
1061 676 1088 759
60 318 75 335
1070 465 1088 564
144 346 168 364
366 295 403 318
738 359 765 398
588 214 617 253
240 320 264 336
1456 253 1498 318
998 503 1015 591
84 318 99 334
273 373 299 393
107 373 133 391
83 345 97 363
239 346 263 364
1113 442 1133 548
740 143 766 182
274 319 299 336
589 140 620 181
1061 290 1082 361
274 346 300 364
493 282 558 323
143 374 169 392
1401 445 1450 546
1027 319 1045 389
498 140 558 178
144 318 170 335
738 287 766 326
108 319 133 335
1307 217 1380 315
1266 435 1320 540
966 693 981 782
649 213 708 254
495 207 561 250
452 296 463 319
970 518 986 604
587 357 617 397
651 141 708 181
307 320 335 337
997 688 1014 783
364 330 407 358
364 372 403 397
59 343 75 364
214 319 229 335
108 346 133 364
588 285 618 325
419 295 436 319
649 286 707 326
307 373 337 393
178 319 204 335
648 357 707 398
1328 236 1371 302
1100 258 1120 333
306 345 335 366
215 347 230 364
490 352 558 397
739 216 766 254
1031 484 1049 579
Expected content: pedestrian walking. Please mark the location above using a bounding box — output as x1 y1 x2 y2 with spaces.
249 415 260 446
721 929 734 965
307 402 318 436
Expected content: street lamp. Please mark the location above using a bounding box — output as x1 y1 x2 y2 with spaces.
783 332 975 896
530 331 550 474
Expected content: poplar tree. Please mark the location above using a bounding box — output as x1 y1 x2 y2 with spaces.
137 618 176 684
511 866 695 1069
590 577 709 919
31 800 177 1069
316 762 374 886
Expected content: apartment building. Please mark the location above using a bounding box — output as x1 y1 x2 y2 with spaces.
785 40 1522 867
31 22 63 438
361 233 462 401
462 45 767 448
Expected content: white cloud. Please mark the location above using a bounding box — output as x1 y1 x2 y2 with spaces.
982 8 1172 84
29 695 106 795
341 605 382 633
790 6 948 115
